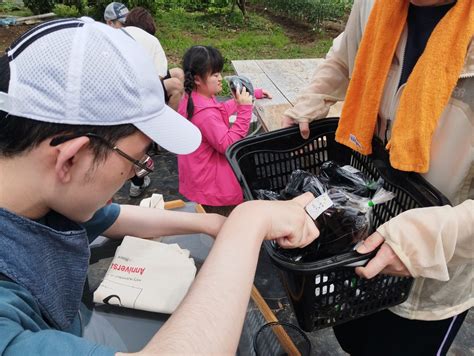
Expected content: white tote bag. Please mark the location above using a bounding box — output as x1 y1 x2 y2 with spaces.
94 235 196 314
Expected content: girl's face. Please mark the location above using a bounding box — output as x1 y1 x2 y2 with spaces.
195 72 222 97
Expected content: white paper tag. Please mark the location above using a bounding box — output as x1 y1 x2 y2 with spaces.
341 165 361 174
305 193 334 220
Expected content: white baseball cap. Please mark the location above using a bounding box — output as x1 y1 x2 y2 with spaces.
104 2 129 23
0 18 201 155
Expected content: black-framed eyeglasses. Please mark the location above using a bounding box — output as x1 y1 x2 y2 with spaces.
50 133 155 178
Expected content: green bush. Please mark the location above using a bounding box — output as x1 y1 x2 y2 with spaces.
53 4 80 17
0 1 16 13
127 0 158 14
23 0 55 14
62 0 89 12
154 0 232 12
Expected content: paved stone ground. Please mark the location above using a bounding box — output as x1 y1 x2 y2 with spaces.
112 151 473 356
112 149 185 205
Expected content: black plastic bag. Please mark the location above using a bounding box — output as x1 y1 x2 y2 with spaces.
254 167 394 262
319 161 381 197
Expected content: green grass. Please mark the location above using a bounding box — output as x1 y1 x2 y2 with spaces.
0 5 334 95
156 8 333 73
0 1 32 17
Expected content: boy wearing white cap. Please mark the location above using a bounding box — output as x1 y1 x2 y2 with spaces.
0 18 318 354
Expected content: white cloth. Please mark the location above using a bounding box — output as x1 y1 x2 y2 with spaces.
123 26 168 78
139 193 165 241
139 193 165 209
93 236 196 314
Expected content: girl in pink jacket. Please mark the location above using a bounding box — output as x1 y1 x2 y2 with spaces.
178 46 270 214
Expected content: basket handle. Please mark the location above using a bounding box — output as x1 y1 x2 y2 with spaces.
340 248 379 268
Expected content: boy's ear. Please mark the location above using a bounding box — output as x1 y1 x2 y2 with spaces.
54 136 91 183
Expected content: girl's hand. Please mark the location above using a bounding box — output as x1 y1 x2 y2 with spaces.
261 89 272 99
235 86 253 105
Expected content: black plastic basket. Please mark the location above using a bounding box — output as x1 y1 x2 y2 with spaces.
226 118 450 332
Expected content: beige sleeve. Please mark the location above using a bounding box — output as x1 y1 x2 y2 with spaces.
377 200 474 281
284 0 370 122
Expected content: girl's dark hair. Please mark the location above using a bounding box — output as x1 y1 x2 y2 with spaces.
125 7 156 35
182 45 224 119
0 55 137 160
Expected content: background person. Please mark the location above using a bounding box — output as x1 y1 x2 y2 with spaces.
178 45 271 216
103 2 128 28
124 7 185 112
104 5 185 197
282 0 473 354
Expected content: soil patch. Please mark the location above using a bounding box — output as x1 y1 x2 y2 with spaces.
0 24 34 52
249 4 344 43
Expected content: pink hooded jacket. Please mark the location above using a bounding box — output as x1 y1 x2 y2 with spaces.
178 89 263 206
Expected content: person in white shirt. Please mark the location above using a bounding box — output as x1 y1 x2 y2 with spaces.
124 7 184 112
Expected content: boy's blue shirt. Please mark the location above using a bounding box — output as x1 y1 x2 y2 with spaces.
0 203 120 355
0 280 115 355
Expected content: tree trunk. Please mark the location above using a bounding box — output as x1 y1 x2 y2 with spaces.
233 0 246 17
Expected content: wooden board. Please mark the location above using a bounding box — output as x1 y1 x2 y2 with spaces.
250 59 323 105
232 58 342 132
255 103 292 132
231 62 288 105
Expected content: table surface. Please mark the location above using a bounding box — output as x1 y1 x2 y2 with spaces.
232 58 343 132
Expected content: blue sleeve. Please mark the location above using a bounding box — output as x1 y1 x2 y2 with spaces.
0 282 117 356
82 204 121 243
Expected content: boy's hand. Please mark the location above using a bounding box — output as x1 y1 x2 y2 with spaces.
263 192 319 248
235 86 253 105
204 213 227 238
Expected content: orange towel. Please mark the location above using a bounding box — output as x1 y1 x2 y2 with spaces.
335 0 474 173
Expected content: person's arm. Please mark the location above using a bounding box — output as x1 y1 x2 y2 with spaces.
355 200 474 280
197 88 253 154
253 88 272 100
283 35 350 123
117 193 318 355
282 0 371 138
102 204 226 239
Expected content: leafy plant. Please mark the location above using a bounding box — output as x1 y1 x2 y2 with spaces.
62 0 88 12
23 0 55 14
126 0 158 14
53 4 80 17
0 1 16 13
